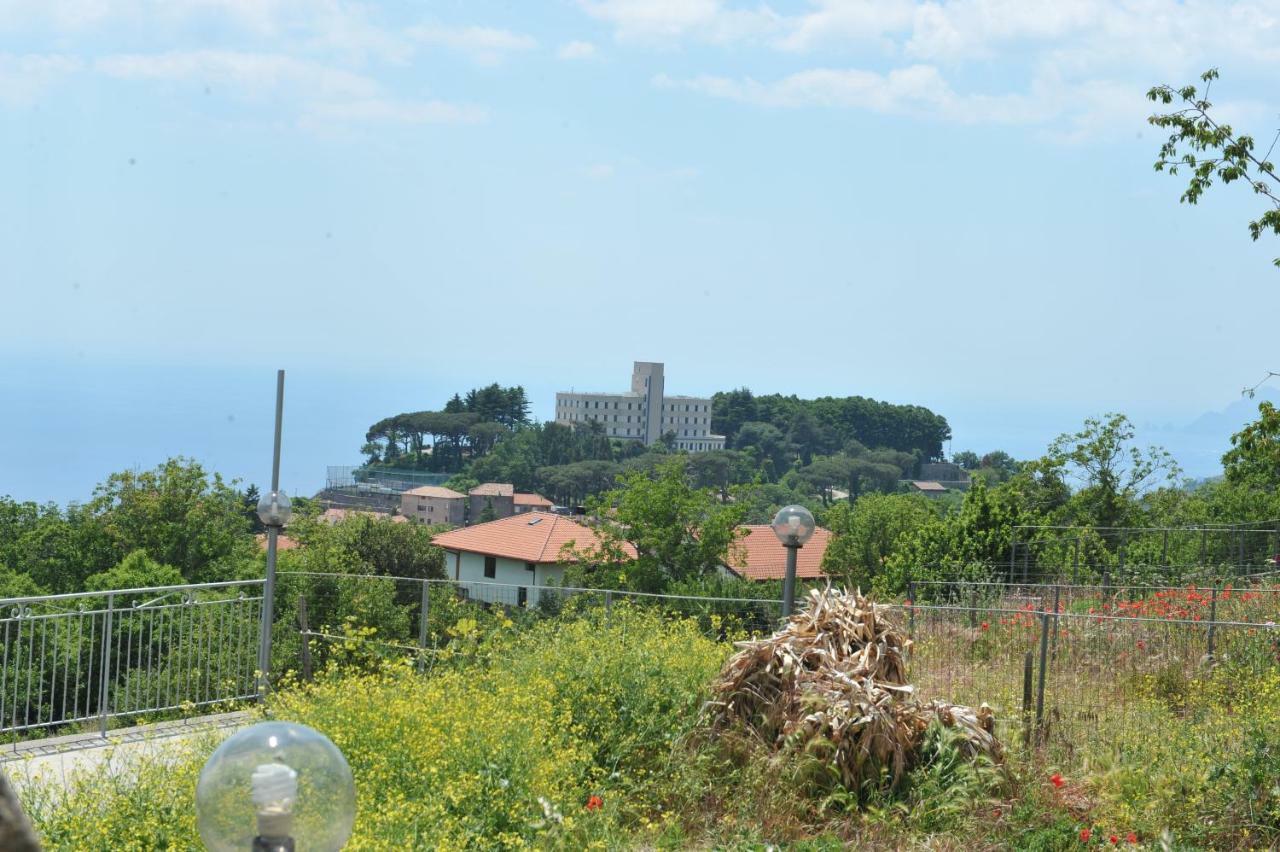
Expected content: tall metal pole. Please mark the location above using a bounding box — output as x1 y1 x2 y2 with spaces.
258 370 285 697
781 543 799 618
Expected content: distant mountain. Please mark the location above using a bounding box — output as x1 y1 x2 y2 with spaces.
1139 388 1280 482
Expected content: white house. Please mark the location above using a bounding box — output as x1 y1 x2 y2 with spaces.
431 512 635 606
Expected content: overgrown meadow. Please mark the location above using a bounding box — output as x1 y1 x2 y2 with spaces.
18 596 1280 851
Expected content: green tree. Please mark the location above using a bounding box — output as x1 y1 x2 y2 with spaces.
952 451 981 470
821 493 938 589
87 457 257 583
1041 413 1180 530
84 549 185 592
570 458 747 591
1148 68 1280 267
1223 401 1280 490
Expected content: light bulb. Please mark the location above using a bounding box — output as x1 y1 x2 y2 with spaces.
197 721 354 852
251 762 298 839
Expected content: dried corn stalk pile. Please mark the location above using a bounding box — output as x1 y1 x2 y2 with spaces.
705 587 1001 791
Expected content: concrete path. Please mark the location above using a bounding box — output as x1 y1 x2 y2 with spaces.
1 712 250 801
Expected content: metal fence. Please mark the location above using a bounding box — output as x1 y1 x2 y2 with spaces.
273 571 784 678
0 579 264 739
898 577 1280 766
6 568 1279 770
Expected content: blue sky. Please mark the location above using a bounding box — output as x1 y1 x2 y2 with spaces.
1 0 1278 503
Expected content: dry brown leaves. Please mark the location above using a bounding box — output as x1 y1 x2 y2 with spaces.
705 587 1002 793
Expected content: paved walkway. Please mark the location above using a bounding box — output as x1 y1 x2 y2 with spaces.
1 712 251 800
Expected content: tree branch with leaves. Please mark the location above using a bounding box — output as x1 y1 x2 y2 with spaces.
1148 68 1280 267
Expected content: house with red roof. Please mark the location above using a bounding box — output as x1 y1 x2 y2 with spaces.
432 512 636 605
720 524 832 582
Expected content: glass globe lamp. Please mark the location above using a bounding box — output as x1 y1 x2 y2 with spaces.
257 490 293 528
196 721 355 852
771 504 816 547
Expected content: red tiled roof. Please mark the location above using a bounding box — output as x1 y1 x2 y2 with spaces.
256 533 301 551
469 482 514 497
405 486 466 499
513 492 553 508
432 512 635 564
722 525 832 581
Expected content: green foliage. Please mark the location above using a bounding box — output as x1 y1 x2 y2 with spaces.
83 550 185 592
1041 413 1180 530
879 477 1028 594
569 458 747 592
0 459 256 593
362 384 531 471
1148 68 1280 267
821 493 939 589
713 387 950 462
28 607 726 850
1223 401 1280 490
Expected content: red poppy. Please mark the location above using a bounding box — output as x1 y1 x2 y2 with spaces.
1080 828 1092 842
586 795 603 811
1109 835 1119 845
1126 832 1138 843
981 621 990 631
1050 773 1065 788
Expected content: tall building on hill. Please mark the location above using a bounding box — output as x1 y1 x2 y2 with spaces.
555 361 726 452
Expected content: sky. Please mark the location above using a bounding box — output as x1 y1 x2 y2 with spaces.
1 0 1278 504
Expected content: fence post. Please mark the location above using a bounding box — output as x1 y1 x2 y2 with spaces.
1034 611 1050 743
968 584 977 629
604 591 613 626
1072 539 1080 586
297 596 312 682
417 580 431 673
98 593 114 737
1199 528 1207 567
907 579 916 638
1050 584 1061 662
1206 584 1219 663
1009 541 1017 583
1021 651 1034 747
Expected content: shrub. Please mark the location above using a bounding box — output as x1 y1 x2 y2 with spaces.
23 605 726 850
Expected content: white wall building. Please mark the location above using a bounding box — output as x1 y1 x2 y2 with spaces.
431 512 636 606
554 361 726 452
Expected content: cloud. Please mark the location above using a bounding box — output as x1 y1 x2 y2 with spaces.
634 0 1280 139
95 50 482 126
0 53 83 105
408 23 537 65
778 0 916 51
576 0 778 44
583 163 616 179
96 50 378 99
557 40 598 60
654 64 1165 137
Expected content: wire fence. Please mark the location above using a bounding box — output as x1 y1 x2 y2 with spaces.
0 580 264 740
4 568 1279 772
271 571 784 679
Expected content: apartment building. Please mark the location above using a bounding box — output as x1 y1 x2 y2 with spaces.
554 361 726 453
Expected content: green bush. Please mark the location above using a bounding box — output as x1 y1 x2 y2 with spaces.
24 605 726 850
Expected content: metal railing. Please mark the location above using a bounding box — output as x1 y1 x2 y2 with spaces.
0 579 264 738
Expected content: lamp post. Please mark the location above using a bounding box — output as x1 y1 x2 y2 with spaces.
196 721 355 852
257 370 290 696
771 504 816 618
